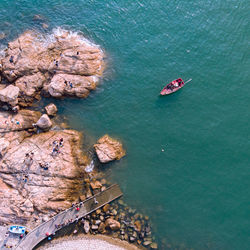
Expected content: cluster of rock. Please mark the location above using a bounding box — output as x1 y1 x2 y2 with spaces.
0 28 104 108
84 200 158 249
0 106 126 229
53 193 158 249
49 167 157 249
0 28 158 249
0 30 125 229
0 109 87 227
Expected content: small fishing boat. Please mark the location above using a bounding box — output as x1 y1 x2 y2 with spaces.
160 78 191 95
8 225 26 234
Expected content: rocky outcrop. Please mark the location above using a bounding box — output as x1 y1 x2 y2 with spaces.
0 109 41 132
94 135 126 163
15 72 47 105
0 128 86 227
0 29 104 107
36 114 52 130
45 103 57 116
0 84 19 107
44 74 97 98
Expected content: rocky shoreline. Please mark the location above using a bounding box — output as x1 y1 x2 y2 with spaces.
0 29 157 249
0 28 104 109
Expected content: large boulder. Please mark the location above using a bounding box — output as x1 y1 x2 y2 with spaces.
36 114 52 130
45 74 97 98
0 84 19 106
94 135 126 163
0 32 6 40
45 103 58 116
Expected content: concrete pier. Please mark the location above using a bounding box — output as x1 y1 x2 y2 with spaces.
14 184 123 250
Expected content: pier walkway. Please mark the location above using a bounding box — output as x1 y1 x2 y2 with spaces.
15 184 123 250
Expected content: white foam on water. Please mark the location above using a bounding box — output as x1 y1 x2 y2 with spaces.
85 160 95 173
92 76 99 83
53 27 99 47
0 45 7 59
32 27 104 56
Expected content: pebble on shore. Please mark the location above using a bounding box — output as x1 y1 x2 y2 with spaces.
38 235 139 250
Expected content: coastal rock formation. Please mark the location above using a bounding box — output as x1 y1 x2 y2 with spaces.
44 74 97 98
36 114 52 130
0 84 19 107
0 109 41 133
15 72 47 106
0 28 104 107
45 103 57 116
0 129 86 227
94 135 126 163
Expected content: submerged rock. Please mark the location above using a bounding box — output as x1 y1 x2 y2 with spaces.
0 32 6 40
150 242 158 249
42 23 49 29
33 14 46 21
143 240 153 247
94 134 126 163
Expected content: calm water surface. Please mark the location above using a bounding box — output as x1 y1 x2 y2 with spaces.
0 1 249 249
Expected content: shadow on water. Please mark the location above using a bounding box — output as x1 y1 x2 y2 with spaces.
155 90 185 107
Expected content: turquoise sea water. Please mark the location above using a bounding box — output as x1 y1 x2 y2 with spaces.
0 1 249 249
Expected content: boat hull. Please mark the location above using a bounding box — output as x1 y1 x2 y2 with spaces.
9 225 26 234
160 78 184 95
